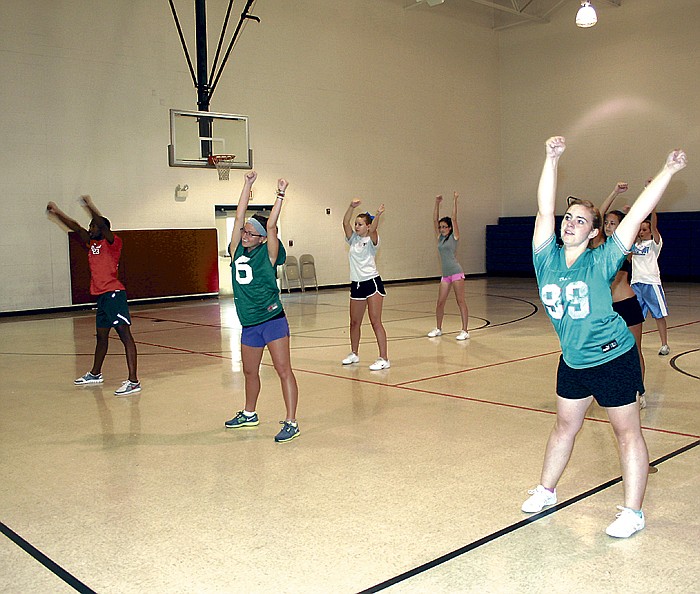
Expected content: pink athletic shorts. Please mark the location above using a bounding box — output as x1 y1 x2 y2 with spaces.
441 272 465 284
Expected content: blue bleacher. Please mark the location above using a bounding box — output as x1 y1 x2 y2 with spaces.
486 212 699 281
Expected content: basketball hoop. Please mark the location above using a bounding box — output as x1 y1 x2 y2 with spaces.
208 154 236 180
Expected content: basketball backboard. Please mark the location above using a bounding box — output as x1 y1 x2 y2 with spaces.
168 109 252 169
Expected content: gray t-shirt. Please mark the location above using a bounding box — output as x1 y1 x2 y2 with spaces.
438 234 463 277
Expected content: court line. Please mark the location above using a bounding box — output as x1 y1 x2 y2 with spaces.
0 521 97 594
357 439 700 594
390 382 700 439
394 350 560 387
670 348 700 380
56 334 700 439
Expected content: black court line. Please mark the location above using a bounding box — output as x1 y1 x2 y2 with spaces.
0 521 97 593
670 348 700 380
357 439 700 594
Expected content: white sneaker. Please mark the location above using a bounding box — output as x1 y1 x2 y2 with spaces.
369 358 391 371
114 380 141 396
638 393 647 409
521 485 557 513
456 330 470 341
606 506 645 538
341 352 359 365
658 345 670 356
427 328 442 337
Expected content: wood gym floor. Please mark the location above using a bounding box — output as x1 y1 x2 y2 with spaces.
1 278 698 593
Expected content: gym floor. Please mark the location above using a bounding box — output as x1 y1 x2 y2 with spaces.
1 278 698 593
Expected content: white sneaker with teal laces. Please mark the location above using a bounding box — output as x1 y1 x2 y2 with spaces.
606 506 645 538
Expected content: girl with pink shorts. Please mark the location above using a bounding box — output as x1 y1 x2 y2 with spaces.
427 192 470 340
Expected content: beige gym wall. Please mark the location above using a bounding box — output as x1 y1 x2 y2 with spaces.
1 0 697 312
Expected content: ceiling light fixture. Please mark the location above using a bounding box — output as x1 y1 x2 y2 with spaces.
576 1 597 28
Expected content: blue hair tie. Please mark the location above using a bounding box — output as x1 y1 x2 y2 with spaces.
364 211 375 222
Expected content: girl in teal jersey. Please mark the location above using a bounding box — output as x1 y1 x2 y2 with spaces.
522 137 687 538
224 171 300 443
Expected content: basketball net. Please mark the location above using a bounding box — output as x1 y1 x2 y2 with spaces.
209 155 236 180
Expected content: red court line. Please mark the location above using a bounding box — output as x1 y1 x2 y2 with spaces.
643 319 700 334
125 321 700 441
390 383 700 440
131 339 232 360
394 350 562 387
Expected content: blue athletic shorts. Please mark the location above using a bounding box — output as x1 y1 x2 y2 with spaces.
556 346 644 408
95 290 132 329
350 276 386 300
241 314 290 348
632 283 668 319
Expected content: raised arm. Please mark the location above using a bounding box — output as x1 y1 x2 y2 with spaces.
616 150 687 249
534 136 566 249
649 209 661 244
451 192 460 240
599 181 628 216
80 195 114 243
266 178 289 266
433 195 442 235
230 171 257 255
368 204 384 245
46 201 89 244
343 199 361 239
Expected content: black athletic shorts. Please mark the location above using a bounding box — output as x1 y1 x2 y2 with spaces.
613 295 645 327
350 276 386 300
95 290 132 329
556 346 644 408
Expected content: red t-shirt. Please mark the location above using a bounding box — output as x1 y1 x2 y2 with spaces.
88 235 126 295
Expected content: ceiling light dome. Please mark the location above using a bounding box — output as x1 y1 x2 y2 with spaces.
576 1 597 28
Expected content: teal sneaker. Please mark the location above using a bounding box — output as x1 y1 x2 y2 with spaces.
274 421 300 443
224 411 259 428
74 372 103 385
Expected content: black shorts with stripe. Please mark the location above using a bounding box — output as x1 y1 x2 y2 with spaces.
350 276 386 300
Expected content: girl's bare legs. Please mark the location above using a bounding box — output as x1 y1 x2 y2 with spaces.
655 316 668 347
240 344 265 412
267 335 298 421
539 396 592 489
628 322 645 383
435 281 450 329
606 403 649 509
451 278 470 332
349 299 367 355
367 293 388 360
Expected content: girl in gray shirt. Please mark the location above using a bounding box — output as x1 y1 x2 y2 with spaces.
427 192 470 340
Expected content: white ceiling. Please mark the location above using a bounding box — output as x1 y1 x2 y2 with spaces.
405 0 622 31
